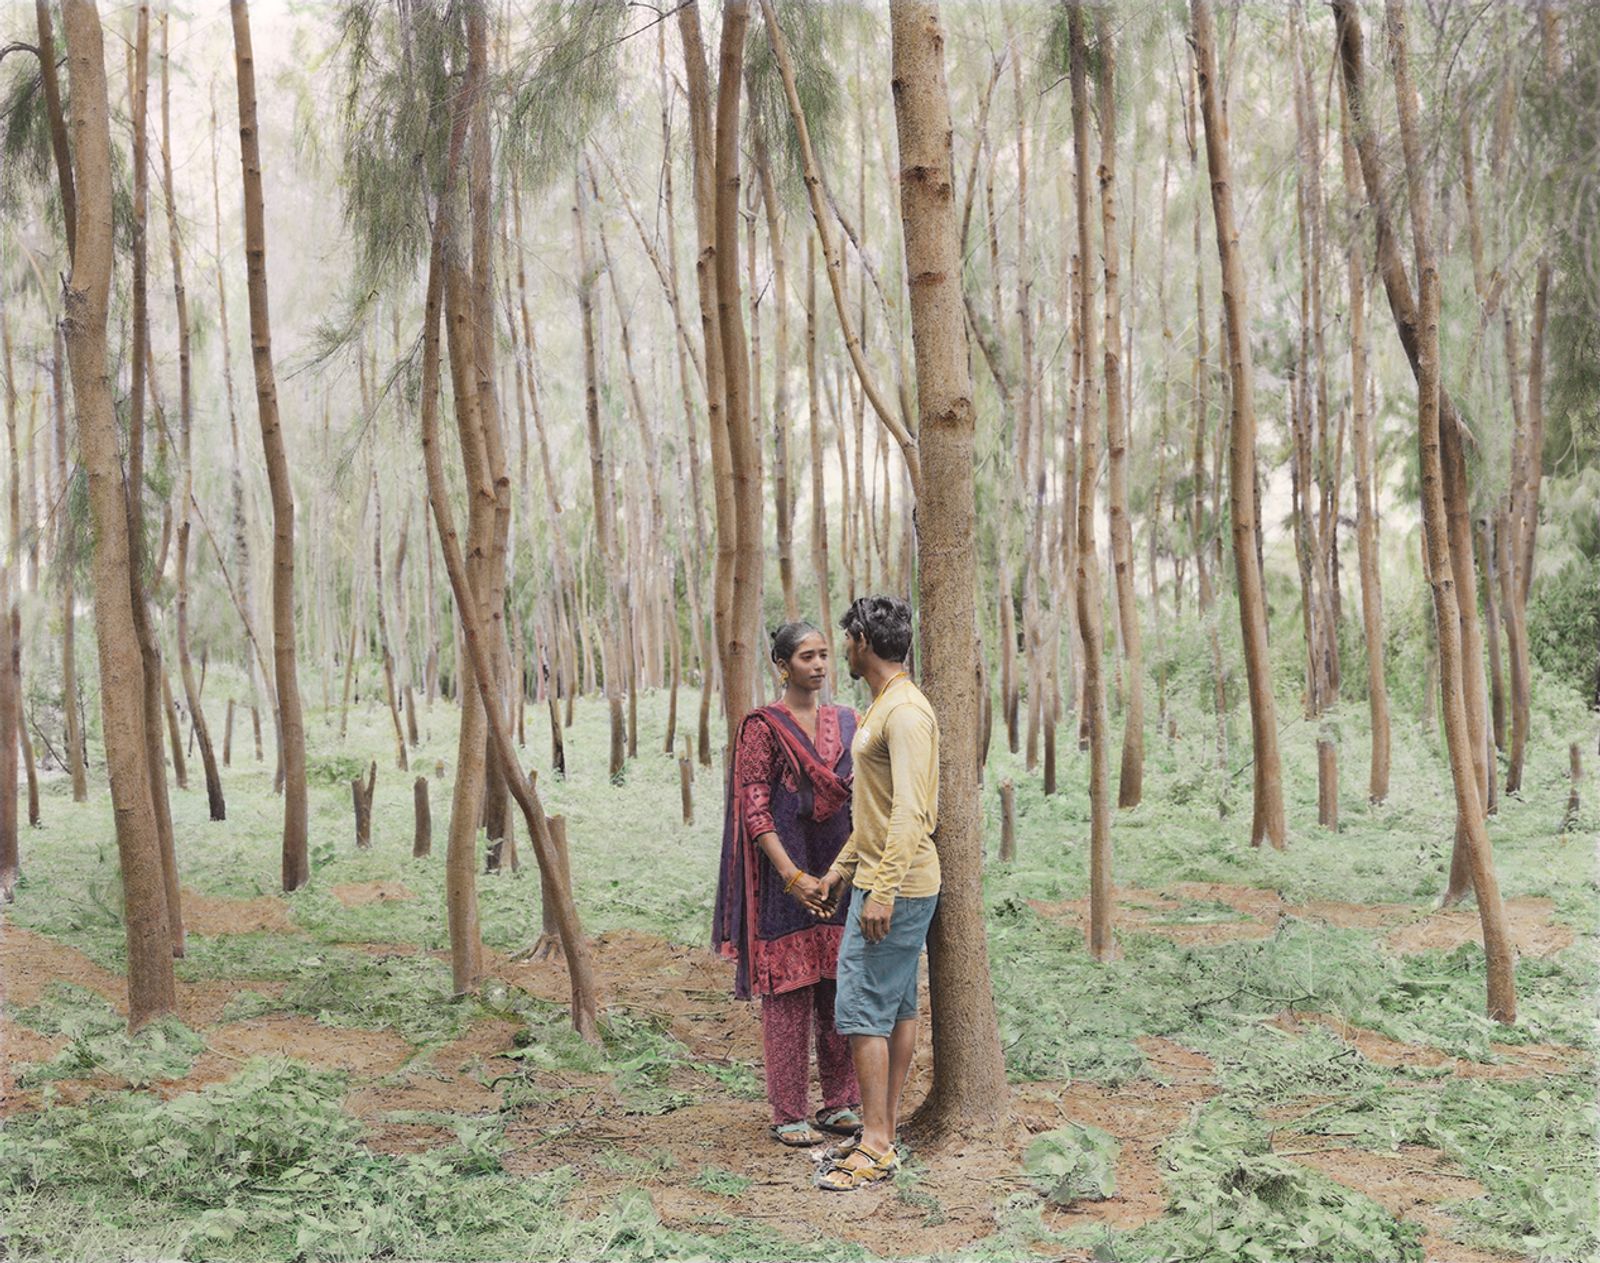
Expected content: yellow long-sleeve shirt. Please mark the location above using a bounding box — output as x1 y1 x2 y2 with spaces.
829 676 941 908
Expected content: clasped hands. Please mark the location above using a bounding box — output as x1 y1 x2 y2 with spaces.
787 868 838 917
787 870 893 942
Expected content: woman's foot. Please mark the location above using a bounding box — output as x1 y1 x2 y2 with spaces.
770 1120 825 1147
814 1105 863 1136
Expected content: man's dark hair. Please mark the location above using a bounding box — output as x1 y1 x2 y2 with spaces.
839 596 913 663
770 620 822 666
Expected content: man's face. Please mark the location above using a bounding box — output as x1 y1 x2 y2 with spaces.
844 630 865 680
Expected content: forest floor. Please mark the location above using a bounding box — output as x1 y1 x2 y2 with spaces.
1 684 1595 1262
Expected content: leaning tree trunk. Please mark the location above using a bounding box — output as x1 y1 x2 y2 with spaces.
418 8 597 1037
52 332 87 801
1096 11 1144 810
160 13 224 821
231 0 309 891
1369 0 1515 1023
60 0 176 1030
1339 74 1389 803
127 4 183 957
1192 0 1287 849
0 559 15 901
890 0 1008 1141
1070 2 1115 955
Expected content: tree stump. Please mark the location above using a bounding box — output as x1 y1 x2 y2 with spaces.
1562 743 1582 840
548 693 565 779
679 756 694 826
999 778 1017 863
251 703 263 762
608 694 625 783
530 814 572 960
223 698 234 766
352 760 377 849
412 775 431 857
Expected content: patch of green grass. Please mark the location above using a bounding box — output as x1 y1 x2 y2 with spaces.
1285 1073 1600 1261
1118 1104 1425 1263
691 1165 752 1197
223 950 484 1045
990 897 1595 1086
10 983 203 1088
596 1147 678 1178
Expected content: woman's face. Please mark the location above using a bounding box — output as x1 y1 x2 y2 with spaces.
783 633 831 694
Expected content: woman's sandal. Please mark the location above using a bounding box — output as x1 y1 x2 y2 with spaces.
814 1142 898 1191
814 1106 863 1136
771 1120 825 1147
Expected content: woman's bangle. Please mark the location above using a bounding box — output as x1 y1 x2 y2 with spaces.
783 869 805 894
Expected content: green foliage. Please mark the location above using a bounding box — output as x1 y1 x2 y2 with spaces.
226 950 483 1046
1288 1074 1600 1261
1528 556 1600 699
0 1060 580 1262
746 0 841 205
1122 1105 1424 1263
305 751 373 786
691 1165 752 1197
1023 1123 1118 1204
11 983 203 1088
505 3 627 191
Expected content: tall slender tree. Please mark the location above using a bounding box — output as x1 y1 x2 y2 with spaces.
1192 0 1287 849
1376 0 1514 1022
889 0 1008 1138
1070 1 1115 952
231 0 309 890
1096 10 1143 809
60 0 176 1028
160 12 225 822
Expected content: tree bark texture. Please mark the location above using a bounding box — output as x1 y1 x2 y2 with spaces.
890 0 1009 1138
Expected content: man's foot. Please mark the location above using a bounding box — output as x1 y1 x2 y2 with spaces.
771 1120 825 1147
814 1106 863 1135
815 1142 898 1191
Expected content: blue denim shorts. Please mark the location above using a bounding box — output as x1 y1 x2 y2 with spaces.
833 888 939 1037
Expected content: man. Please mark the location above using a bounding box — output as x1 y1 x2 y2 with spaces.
810 595 940 1191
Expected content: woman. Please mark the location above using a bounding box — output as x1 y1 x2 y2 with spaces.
713 621 862 1147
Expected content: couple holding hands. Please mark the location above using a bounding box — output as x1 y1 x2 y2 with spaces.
713 595 941 1192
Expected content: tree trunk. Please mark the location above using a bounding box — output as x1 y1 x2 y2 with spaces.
1192 0 1287 849
231 0 309 891
52 331 88 802
1339 72 1389 803
712 1 764 737
419 9 597 1037
352 761 376 850
0 563 15 900
1070 3 1116 954
60 0 176 1029
160 12 223 821
891 0 1009 1139
1367 0 1515 1022
413 775 431 858
127 5 184 957
1096 12 1143 810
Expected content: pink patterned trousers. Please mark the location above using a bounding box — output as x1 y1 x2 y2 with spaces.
759 978 859 1125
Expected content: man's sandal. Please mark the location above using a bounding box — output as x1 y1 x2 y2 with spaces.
814 1106 862 1136
771 1121 824 1147
815 1142 898 1191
